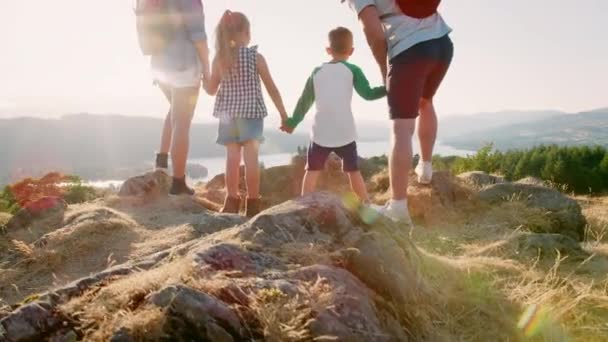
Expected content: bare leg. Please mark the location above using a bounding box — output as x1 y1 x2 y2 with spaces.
225 143 242 198
158 84 173 154
159 112 172 154
242 140 261 199
348 171 370 202
390 119 416 200
169 87 199 178
302 171 321 196
418 98 437 162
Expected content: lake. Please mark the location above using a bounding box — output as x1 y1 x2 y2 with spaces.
86 141 473 188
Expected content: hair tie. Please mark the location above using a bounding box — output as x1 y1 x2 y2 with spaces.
221 10 234 28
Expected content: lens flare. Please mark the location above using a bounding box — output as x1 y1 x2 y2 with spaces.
341 192 381 225
517 304 569 341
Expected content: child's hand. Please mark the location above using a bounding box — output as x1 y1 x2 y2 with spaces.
280 122 294 134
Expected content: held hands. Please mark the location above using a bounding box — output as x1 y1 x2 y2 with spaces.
280 121 294 134
279 112 294 134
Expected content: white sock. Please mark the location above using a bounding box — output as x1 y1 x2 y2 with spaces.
389 199 408 209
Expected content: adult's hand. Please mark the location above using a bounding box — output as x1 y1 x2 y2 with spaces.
358 6 388 83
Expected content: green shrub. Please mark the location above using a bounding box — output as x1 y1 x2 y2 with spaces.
450 144 608 194
64 183 98 204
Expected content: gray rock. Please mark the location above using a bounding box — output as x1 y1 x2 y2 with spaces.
289 265 403 342
345 232 422 307
193 243 286 275
186 163 208 179
518 233 584 257
457 171 505 188
0 302 62 342
118 171 171 198
149 285 243 339
478 183 586 240
516 177 549 187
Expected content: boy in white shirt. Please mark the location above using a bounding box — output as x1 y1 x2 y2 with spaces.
282 27 386 203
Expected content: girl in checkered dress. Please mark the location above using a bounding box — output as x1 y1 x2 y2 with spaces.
204 10 288 217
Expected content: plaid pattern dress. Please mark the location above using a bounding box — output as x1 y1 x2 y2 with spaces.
213 46 268 119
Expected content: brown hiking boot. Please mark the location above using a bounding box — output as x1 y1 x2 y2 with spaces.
246 198 262 218
221 196 241 214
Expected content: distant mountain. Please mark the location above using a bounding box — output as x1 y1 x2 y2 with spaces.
439 110 565 139
0 114 308 184
443 110 608 150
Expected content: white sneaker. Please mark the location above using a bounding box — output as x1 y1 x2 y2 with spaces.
415 161 433 185
371 199 413 226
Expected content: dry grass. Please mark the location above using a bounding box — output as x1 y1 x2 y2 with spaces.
62 259 193 341
249 284 324 342
412 195 608 342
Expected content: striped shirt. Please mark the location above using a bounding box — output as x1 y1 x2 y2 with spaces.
213 46 268 119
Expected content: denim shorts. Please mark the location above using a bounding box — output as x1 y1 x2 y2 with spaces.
387 34 454 119
307 141 359 172
216 117 265 146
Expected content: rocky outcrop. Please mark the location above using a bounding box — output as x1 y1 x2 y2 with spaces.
0 193 427 341
478 183 586 240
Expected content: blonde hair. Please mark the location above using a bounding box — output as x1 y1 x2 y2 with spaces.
215 11 250 72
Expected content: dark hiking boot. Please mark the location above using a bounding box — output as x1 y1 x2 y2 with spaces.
155 153 169 174
170 177 195 196
246 198 262 218
221 196 241 214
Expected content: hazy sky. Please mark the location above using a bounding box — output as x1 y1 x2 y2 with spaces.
0 0 606 122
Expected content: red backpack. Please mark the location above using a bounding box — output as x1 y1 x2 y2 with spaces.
135 0 178 55
395 0 441 19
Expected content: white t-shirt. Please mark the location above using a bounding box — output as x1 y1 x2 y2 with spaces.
347 0 452 59
286 61 386 148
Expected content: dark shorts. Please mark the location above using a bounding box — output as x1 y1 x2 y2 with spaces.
307 141 359 172
387 34 454 120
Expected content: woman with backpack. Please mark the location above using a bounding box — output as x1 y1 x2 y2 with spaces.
136 0 210 195
345 0 453 224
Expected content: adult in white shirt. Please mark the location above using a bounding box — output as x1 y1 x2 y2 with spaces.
346 0 453 223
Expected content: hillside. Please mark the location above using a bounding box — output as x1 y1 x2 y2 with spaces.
439 109 564 139
0 162 607 341
444 110 608 150
0 114 307 184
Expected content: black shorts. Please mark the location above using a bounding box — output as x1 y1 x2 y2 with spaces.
306 141 359 172
387 34 454 120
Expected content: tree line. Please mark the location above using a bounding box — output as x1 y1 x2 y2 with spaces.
435 144 608 194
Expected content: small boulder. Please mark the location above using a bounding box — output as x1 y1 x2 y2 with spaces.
187 163 208 179
518 233 584 257
148 285 243 339
478 183 586 240
516 177 549 187
408 171 473 223
457 171 505 188
118 171 171 198
289 265 406 342
0 301 63 342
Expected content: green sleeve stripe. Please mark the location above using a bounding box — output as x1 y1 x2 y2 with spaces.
286 67 320 129
342 61 387 101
